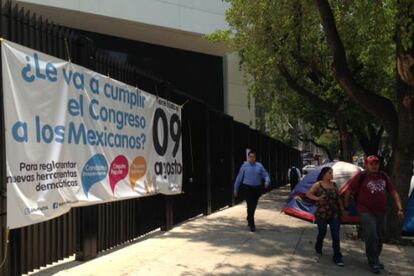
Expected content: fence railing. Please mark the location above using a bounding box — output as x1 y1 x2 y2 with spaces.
0 1 302 275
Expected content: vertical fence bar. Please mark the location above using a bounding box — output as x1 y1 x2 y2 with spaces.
204 109 211 215
29 12 36 49
0 2 10 275
75 35 98 261
9 5 16 42
161 196 174 231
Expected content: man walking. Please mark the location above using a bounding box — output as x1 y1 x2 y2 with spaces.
288 165 301 191
344 155 404 274
234 150 270 232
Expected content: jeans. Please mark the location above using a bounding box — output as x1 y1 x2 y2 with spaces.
315 216 342 262
360 213 386 267
242 184 263 227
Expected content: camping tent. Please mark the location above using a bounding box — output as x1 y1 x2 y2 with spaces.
283 161 361 224
403 193 414 234
403 180 414 234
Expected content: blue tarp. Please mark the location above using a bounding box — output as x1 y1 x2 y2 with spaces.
403 191 414 233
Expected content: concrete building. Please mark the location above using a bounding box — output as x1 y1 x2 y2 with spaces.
15 0 256 128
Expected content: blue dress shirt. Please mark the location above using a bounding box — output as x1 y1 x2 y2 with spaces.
234 161 270 193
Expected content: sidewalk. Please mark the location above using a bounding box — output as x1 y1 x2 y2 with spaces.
30 187 414 276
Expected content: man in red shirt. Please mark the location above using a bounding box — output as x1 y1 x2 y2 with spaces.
344 155 404 274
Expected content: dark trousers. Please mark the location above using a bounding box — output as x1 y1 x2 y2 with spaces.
360 213 385 267
315 216 342 261
242 184 263 226
290 180 298 191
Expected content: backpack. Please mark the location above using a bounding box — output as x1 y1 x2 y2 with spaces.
290 167 299 182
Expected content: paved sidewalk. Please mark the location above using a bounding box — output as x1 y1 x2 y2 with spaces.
30 187 414 275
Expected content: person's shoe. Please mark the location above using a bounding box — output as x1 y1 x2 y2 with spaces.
371 265 381 274
250 225 256 232
378 263 384 270
335 260 345 267
315 250 322 257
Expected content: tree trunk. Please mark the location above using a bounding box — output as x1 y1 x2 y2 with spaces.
315 0 398 146
388 4 414 236
338 129 353 162
387 147 413 240
386 88 414 240
336 117 353 162
356 125 384 156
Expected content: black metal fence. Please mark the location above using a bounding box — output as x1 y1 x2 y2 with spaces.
0 1 302 275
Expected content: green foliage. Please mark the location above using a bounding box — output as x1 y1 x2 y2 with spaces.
397 0 414 50
214 0 404 154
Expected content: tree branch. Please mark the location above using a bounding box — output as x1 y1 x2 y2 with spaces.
278 64 337 113
314 0 398 146
291 53 325 86
326 125 338 131
298 136 333 161
279 63 355 160
396 1 414 87
354 123 384 156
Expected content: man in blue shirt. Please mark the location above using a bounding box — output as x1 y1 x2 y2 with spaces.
234 150 270 232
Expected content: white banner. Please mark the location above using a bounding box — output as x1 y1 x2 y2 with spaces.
2 40 182 229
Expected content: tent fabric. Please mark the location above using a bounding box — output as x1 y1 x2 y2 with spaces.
403 190 414 234
283 161 361 224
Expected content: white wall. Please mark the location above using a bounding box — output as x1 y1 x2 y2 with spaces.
224 53 255 128
16 0 230 55
16 0 229 34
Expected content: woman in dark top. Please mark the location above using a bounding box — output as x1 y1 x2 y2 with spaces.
306 167 345 267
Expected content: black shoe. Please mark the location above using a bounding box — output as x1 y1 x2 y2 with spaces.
315 250 322 257
371 265 381 274
333 255 344 266
335 260 345 267
378 263 384 270
250 225 256 232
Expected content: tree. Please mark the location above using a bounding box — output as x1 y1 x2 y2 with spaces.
211 0 389 162
215 0 414 238
258 87 341 161
314 0 414 239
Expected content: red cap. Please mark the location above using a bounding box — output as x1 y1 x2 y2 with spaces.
365 155 379 165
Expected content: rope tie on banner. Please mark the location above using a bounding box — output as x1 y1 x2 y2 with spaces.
0 228 10 270
155 85 159 98
180 99 190 108
64 38 72 63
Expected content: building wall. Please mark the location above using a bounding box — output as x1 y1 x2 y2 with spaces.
15 0 229 34
16 0 256 127
15 0 229 55
224 53 255 128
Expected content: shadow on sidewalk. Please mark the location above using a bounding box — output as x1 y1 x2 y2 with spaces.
28 186 414 276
